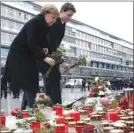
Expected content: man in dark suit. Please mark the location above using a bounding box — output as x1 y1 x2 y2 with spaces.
3 4 59 110
37 3 76 104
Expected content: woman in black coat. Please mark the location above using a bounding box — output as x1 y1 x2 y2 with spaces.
3 4 59 110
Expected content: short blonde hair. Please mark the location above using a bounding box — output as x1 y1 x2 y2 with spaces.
41 4 59 17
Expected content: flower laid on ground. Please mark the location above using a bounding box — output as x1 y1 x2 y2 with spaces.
16 119 32 129
35 111 47 122
36 94 52 107
11 108 23 119
64 56 90 73
88 80 112 98
45 44 70 77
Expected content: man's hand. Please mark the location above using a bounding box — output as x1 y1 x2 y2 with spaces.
61 63 69 71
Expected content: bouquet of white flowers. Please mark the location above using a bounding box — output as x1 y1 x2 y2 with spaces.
45 44 70 77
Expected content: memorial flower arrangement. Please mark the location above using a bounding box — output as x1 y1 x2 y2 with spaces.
36 94 52 108
15 112 55 132
11 108 23 119
45 44 70 77
88 80 112 98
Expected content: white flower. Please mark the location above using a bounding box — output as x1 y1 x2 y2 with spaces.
85 56 90 63
98 86 102 89
99 91 105 95
105 90 112 95
63 44 70 51
105 87 110 91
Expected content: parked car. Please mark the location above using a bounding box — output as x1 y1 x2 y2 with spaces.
65 79 82 88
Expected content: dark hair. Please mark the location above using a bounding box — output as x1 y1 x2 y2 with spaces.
60 2 76 13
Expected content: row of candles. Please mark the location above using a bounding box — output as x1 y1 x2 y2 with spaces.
0 105 122 133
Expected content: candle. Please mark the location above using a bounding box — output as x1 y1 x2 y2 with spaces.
76 126 84 133
108 111 119 122
0 114 6 127
82 125 95 133
34 108 39 115
70 111 80 121
53 105 63 116
55 124 65 133
76 121 86 133
56 117 66 124
31 121 41 133
22 111 30 118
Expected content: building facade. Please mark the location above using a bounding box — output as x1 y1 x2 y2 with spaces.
1 2 133 79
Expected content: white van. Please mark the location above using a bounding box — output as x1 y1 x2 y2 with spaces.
65 79 82 88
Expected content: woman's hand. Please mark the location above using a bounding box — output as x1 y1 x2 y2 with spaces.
44 57 55 66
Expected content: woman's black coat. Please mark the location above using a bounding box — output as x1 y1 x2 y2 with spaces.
3 14 50 92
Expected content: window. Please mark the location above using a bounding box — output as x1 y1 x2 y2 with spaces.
77 31 80 36
18 11 21 19
5 6 8 14
9 21 13 29
81 32 84 38
1 48 9 57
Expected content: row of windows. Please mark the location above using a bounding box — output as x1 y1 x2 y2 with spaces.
76 30 133 54
91 52 133 66
63 36 76 44
14 2 41 11
1 18 24 32
1 5 34 22
65 26 76 37
91 52 122 63
65 57 132 72
1 32 16 46
63 37 133 61
91 61 133 72
92 44 133 60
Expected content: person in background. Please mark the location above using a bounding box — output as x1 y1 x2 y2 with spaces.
81 79 86 92
1 66 7 99
37 3 76 104
87 79 91 91
3 4 59 110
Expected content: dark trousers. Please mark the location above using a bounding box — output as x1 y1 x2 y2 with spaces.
1 77 7 98
10 82 20 98
21 90 37 110
45 69 62 104
81 85 86 92
1 89 7 98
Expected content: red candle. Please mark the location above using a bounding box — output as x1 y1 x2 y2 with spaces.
76 126 84 133
70 111 80 121
34 108 39 115
31 121 41 133
53 106 63 116
22 111 30 118
108 111 119 122
0 114 6 127
55 124 65 133
56 117 66 124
